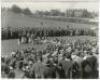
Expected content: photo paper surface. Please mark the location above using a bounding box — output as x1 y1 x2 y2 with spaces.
1 0 99 79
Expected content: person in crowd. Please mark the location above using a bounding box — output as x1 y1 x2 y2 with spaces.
58 52 73 78
1 38 98 79
7 67 15 78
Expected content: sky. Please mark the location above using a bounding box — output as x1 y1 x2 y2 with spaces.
1 1 99 12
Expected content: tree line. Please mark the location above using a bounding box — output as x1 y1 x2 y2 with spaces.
3 5 98 18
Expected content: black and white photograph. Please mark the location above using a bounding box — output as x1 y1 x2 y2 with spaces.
1 0 99 79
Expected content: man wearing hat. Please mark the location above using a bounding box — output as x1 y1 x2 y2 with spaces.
82 50 98 78
58 52 73 78
71 49 83 78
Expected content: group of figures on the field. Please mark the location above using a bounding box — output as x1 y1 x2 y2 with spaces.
18 34 46 44
2 24 96 40
1 38 98 79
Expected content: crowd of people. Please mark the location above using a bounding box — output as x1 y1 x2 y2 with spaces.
1 38 98 79
2 24 96 40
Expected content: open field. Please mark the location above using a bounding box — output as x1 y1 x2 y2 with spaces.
1 39 47 56
2 10 98 30
1 10 98 56
2 36 97 56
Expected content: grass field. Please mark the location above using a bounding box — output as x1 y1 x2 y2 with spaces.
2 36 97 56
1 10 98 56
1 39 47 56
2 10 98 30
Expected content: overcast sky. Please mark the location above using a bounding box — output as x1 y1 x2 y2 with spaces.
1 1 99 12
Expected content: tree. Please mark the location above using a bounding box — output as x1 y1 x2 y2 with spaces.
22 8 32 15
44 11 50 16
11 5 22 13
35 10 44 16
82 9 89 18
50 9 61 16
71 10 75 17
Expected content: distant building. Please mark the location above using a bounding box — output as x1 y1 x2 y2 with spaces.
66 9 89 17
66 9 74 17
74 9 84 17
